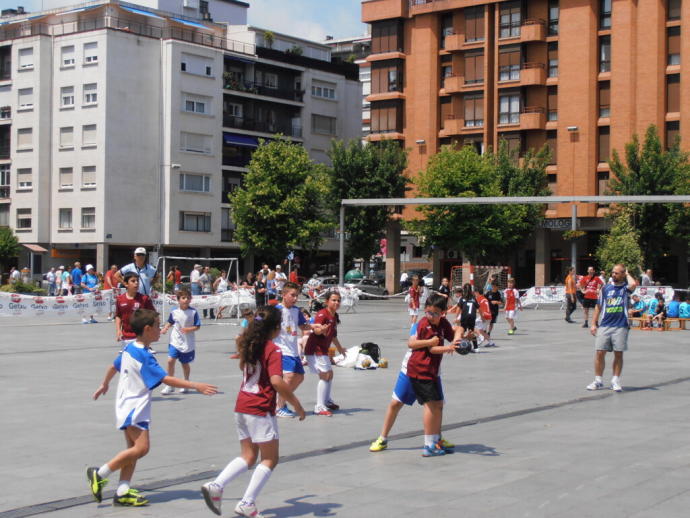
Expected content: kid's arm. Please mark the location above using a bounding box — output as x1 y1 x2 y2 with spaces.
93 365 118 400
114 316 123 341
331 336 346 356
430 344 456 355
162 376 218 395
160 322 172 334
270 374 306 420
181 325 201 334
408 335 440 349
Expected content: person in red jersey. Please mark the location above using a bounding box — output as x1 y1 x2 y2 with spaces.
408 275 422 325
579 266 604 329
503 279 522 335
407 293 462 457
201 305 305 518
115 273 155 350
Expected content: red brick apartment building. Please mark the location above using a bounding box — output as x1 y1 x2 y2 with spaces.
361 0 688 286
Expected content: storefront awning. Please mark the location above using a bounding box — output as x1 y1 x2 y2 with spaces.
23 244 48 253
120 6 165 20
223 133 259 148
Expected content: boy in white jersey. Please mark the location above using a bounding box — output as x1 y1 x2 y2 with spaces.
274 282 311 418
87 309 217 507
160 288 201 395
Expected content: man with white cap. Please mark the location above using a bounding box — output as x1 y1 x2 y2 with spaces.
81 264 101 323
115 247 158 296
190 264 202 296
275 264 287 295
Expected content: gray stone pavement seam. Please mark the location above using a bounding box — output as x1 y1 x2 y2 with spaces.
4 374 690 518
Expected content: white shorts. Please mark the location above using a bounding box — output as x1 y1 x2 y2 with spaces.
234 412 279 443
306 354 332 374
475 318 486 331
506 310 517 319
408 307 419 316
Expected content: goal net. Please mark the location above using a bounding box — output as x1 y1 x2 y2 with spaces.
450 265 512 291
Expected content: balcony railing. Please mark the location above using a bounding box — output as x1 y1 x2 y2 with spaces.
0 144 9 159
221 229 235 242
0 107 10 120
224 79 304 102
222 155 251 168
0 186 9 198
223 115 302 138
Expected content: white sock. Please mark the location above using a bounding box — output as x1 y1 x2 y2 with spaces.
380 435 387 441
432 434 440 444
116 481 130 496
241 464 272 505
424 435 434 448
214 457 248 488
595 376 603 383
611 375 620 383
316 379 328 410
97 464 112 478
324 379 332 403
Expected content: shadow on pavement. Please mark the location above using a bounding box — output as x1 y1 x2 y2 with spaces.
147 488 203 503
263 495 342 517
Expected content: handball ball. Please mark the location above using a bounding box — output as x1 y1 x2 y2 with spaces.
378 358 388 368
361 358 371 368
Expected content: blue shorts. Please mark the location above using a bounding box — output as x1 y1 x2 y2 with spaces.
282 355 305 375
168 345 195 364
392 371 444 406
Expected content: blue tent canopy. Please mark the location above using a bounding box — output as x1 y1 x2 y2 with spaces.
120 6 165 20
223 133 259 148
170 17 211 30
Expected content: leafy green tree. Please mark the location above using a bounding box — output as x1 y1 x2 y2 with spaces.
0 227 20 275
328 139 408 261
230 138 335 258
608 125 688 267
596 209 643 278
409 143 549 261
665 136 690 247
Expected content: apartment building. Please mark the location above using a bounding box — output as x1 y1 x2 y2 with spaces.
362 0 689 286
0 0 360 274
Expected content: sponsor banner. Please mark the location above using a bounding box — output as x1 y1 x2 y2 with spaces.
520 285 675 307
0 290 113 317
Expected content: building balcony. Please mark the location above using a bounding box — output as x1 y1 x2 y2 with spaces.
0 106 10 122
367 130 405 142
223 79 304 103
362 0 408 22
366 90 405 102
443 33 464 52
520 63 546 85
521 19 546 42
520 107 546 130
0 185 9 199
223 115 302 139
440 117 484 137
0 144 9 160
366 51 406 62
441 75 463 93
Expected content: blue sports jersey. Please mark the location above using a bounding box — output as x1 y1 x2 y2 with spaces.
666 301 680 318
83 273 99 289
598 283 633 328
71 267 83 286
679 303 690 319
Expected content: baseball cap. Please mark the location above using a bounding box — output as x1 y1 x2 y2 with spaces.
275 265 282 269
194 264 202 269
134 247 147 255
85 264 94 271
59 265 65 270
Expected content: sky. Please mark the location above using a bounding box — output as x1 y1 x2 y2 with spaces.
17 0 367 42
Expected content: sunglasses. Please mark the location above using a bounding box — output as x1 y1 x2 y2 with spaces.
425 310 442 318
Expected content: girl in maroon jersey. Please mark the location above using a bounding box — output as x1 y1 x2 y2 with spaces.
201 306 305 518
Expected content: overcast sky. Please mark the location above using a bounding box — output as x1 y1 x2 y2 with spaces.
17 0 367 41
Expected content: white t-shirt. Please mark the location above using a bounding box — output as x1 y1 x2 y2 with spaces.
190 269 201 284
167 307 201 352
46 271 56 284
113 342 166 430
10 270 20 282
273 304 307 357
275 271 287 292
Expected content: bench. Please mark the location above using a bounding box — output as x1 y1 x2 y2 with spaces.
629 317 645 329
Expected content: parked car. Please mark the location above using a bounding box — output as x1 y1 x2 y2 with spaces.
401 268 430 289
422 272 434 288
344 278 389 300
301 276 340 297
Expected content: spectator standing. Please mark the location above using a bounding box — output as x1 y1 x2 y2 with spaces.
46 267 57 296
289 266 299 285
71 262 84 295
9 266 20 284
103 265 118 290
61 266 72 295
579 266 604 328
81 264 101 324
115 248 157 297
274 265 287 295
254 271 267 307
641 269 653 286
174 266 182 292
214 270 230 319
200 266 215 319
190 264 202 296
564 266 577 323
55 266 64 294
266 270 277 300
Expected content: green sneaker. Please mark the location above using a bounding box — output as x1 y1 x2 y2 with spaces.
369 436 388 452
86 467 108 503
113 488 149 507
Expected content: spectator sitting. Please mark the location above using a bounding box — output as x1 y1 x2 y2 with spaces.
629 294 646 318
679 296 690 319
666 293 680 318
651 294 667 329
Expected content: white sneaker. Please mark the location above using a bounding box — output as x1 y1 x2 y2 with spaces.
235 501 264 518
179 388 188 394
611 380 623 392
201 482 223 515
161 385 174 395
586 380 603 391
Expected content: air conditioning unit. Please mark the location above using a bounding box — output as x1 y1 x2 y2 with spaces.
183 0 199 8
446 250 459 259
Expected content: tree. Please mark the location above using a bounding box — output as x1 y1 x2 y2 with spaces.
0 227 20 274
608 125 688 267
665 136 690 247
328 139 408 262
230 138 335 259
408 143 549 261
596 209 643 278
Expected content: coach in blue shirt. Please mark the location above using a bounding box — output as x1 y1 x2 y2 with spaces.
115 247 158 296
71 262 84 295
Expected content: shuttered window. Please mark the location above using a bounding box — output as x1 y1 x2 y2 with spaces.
668 27 680 65
372 20 403 53
599 82 610 117
464 52 483 84
548 86 558 121
465 6 484 42
371 101 403 133
598 126 610 162
499 46 521 81
666 74 680 112
464 94 483 127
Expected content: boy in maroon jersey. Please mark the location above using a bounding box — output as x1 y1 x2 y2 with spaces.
407 293 462 457
115 273 155 350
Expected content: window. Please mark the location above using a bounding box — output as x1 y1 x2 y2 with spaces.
546 131 557 164
441 65 452 88
221 208 234 241
311 82 337 99
372 61 403 93
84 42 98 63
440 96 452 127
465 6 485 42
59 167 73 189
666 74 680 112
548 0 559 35
180 211 211 232
256 70 277 88
16 168 32 190
499 46 521 81
499 1 521 39
0 205 8 226
312 114 336 136
548 42 558 78
440 14 453 49
16 208 31 229
666 121 680 149
18 47 33 69
464 94 483 127
371 20 403 53
599 36 611 73
179 173 211 192
18 88 33 109
225 102 243 119
17 128 32 150
81 207 95 229
59 127 74 148
81 166 96 188
58 208 72 229
464 51 484 84
501 133 522 155
183 94 209 114
547 86 558 121
82 124 97 147
61 86 74 108
0 164 9 198
371 100 403 133
83 83 97 105
180 52 213 77
598 82 610 117
499 93 520 124
598 126 610 162
600 0 612 29
180 132 212 154
668 27 680 66
597 171 610 195
61 46 75 67
668 0 681 20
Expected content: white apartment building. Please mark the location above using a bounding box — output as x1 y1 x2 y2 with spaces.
0 0 361 274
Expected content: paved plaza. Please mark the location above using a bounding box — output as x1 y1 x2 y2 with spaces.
2 299 690 518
